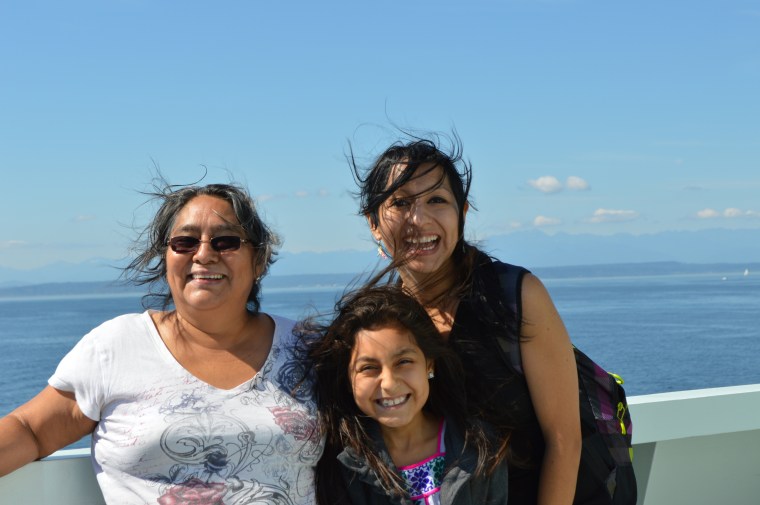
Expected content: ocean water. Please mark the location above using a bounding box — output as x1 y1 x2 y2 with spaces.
1 272 758 449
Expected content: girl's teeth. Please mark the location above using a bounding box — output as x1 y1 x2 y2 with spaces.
379 395 408 408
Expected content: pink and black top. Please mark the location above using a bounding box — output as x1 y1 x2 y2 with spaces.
398 420 447 505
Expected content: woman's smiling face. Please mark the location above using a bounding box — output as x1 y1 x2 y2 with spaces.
370 163 466 281
165 195 256 316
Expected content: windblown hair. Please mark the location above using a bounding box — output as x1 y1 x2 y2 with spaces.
352 132 472 238
309 285 498 502
349 131 480 302
347 131 521 469
123 179 280 312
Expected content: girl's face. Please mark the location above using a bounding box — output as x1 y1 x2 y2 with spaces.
369 164 466 282
349 325 433 432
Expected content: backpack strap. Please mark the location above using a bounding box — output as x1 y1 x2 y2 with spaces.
492 261 530 375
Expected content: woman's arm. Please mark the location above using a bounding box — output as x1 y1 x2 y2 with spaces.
520 273 581 505
0 386 97 477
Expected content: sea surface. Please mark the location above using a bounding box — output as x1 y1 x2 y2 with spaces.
1 271 758 449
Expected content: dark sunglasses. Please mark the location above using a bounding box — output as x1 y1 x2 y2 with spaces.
167 236 250 254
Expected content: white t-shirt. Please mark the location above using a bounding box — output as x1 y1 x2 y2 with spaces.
49 311 323 505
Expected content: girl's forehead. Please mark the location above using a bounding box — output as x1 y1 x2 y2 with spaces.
352 325 421 354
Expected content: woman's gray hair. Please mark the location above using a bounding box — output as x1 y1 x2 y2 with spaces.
124 181 280 313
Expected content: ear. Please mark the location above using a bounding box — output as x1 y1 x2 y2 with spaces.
462 201 469 221
366 214 383 243
251 252 263 282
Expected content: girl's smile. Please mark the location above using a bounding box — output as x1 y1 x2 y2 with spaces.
376 394 411 409
349 325 433 433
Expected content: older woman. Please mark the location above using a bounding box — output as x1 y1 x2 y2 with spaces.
0 183 323 505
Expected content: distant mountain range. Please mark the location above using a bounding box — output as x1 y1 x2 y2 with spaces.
482 228 759 268
1 261 757 299
269 228 759 276
0 228 757 289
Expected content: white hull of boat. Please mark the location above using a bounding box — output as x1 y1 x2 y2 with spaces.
2 383 760 504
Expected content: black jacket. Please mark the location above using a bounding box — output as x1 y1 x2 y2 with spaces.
334 419 508 505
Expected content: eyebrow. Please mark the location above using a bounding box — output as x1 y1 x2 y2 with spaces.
353 346 420 363
172 223 242 235
393 184 454 198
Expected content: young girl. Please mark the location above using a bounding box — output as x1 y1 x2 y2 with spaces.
309 285 508 505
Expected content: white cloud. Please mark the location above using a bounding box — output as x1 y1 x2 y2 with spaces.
294 190 309 198
0 240 26 250
533 215 562 227
73 215 96 223
696 208 719 219
528 176 563 193
589 208 639 223
566 176 589 191
257 194 275 202
528 175 590 193
697 207 760 219
723 208 743 218
317 189 330 197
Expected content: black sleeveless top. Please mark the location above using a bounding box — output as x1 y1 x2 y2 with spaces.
448 252 544 504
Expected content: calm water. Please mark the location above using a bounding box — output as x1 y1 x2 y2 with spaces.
1 273 758 448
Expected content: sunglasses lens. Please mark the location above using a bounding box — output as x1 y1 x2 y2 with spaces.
168 236 244 253
211 236 242 252
169 237 200 253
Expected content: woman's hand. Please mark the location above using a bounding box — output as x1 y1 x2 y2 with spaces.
520 274 582 505
0 386 96 477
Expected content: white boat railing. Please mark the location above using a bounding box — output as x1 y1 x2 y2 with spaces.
629 383 760 504
2 383 760 504
0 447 104 504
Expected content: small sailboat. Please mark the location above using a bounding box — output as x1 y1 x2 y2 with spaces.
744 268 750 277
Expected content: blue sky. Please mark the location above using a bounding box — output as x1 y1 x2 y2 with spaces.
1 0 758 271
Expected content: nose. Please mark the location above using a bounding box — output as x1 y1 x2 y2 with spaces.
407 200 429 226
192 240 219 263
378 367 399 393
